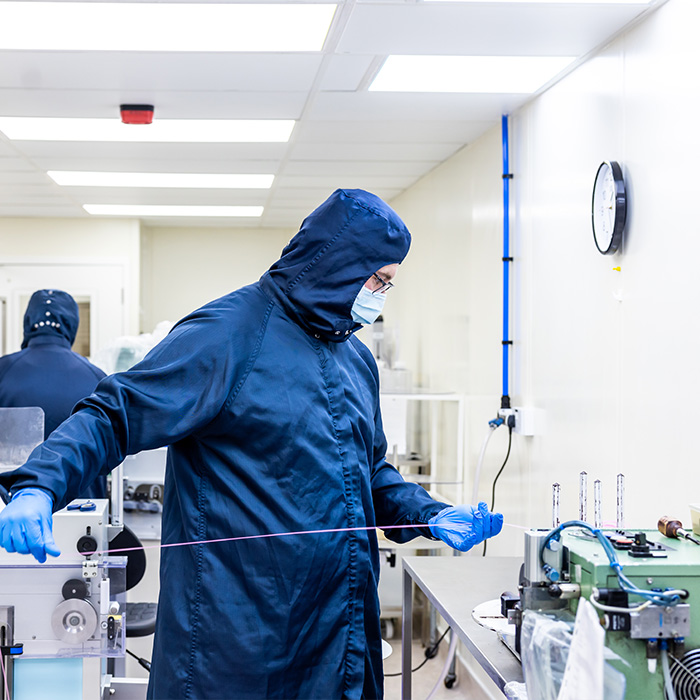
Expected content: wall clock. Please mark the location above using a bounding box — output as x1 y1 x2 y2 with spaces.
592 161 626 255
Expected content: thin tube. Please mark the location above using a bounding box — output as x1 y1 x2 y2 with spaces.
579 471 588 522
98 522 441 557
616 474 625 529
501 114 510 400
0 652 9 700
425 629 458 700
594 480 601 529
552 483 560 528
661 649 678 700
471 424 501 505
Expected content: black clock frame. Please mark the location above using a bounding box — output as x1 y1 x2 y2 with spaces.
592 160 626 255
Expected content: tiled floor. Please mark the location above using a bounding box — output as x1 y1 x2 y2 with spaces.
383 638 495 700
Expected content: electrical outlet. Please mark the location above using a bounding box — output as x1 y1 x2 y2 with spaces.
513 407 545 436
497 407 545 436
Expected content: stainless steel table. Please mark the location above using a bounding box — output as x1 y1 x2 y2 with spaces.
401 556 524 699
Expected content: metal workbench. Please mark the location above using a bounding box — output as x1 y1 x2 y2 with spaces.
401 555 524 699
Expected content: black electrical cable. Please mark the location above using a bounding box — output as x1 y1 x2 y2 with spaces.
482 425 513 557
126 648 152 672
384 626 451 676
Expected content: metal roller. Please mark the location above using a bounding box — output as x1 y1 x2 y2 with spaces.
51 598 98 644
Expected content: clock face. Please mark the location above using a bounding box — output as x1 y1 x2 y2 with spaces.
592 161 626 255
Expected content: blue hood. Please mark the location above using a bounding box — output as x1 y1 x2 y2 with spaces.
262 188 411 342
21 289 79 349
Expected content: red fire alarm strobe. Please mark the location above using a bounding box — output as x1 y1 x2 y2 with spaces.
120 104 154 125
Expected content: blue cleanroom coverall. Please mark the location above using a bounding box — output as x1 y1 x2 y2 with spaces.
0 289 107 500
0 190 457 699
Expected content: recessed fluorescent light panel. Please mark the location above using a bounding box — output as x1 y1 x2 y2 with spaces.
0 118 294 143
423 0 650 3
370 55 576 93
49 172 274 189
83 205 263 217
0 3 336 51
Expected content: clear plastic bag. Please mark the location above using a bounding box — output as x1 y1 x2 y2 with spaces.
93 321 174 374
520 609 625 700
521 610 574 700
504 680 529 700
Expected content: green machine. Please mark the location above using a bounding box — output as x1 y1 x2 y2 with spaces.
515 520 700 699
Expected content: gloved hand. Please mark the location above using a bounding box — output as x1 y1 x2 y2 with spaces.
428 502 504 552
0 488 61 563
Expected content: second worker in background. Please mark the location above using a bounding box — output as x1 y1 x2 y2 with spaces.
0 289 107 500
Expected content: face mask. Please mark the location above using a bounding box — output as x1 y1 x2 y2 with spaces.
351 285 386 325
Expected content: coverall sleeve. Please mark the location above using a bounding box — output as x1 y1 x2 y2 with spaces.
0 309 244 510
370 400 448 544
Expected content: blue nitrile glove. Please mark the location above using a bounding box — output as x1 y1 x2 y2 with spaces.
0 488 61 563
428 502 504 552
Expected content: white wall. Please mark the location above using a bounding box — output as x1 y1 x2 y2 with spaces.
140 225 294 331
388 0 700 555
0 217 141 337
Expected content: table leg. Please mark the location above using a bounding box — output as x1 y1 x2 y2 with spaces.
401 566 413 700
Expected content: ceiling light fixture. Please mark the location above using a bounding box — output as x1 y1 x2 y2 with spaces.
0 117 294 143
370 55 576 93
83 205 264 217
49 172 274 189
423 0 651 4
0 2 336 51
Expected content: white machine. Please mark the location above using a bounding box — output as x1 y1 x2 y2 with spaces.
0 499 127 700
0 408 159 699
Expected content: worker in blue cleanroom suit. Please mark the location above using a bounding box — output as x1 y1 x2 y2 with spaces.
0 189 503 699
0 289 107 499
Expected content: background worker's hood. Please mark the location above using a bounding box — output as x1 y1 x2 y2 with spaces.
261 188 411 342
21 289 79 349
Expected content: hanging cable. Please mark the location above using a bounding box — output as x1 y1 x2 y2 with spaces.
384 626 450 677
490 425 513 513
424 630 459 700
470 417 504 505
482 424 513 556
126 648 152 672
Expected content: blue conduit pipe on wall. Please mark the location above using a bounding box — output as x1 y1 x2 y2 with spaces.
470 116 513 550
501 114 513 410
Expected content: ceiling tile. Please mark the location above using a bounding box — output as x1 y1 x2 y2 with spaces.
12 142 290 162
0 89 307 120
289 141 462 162
29 158 284 174
77 190 270 206
318 55 376 91
338 4 644 56
0 155 41 172
283 160 435 177
294 119 494 144
0 205 84 216
274 173 416 189
309 91 526 124
0 52 323 93
0 172 51 185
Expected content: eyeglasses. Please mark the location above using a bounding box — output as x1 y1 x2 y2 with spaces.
369 272 394 295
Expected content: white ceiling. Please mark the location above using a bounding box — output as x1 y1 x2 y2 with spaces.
0 0 665 229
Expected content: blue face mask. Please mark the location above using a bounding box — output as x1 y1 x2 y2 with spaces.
351 285 386 325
